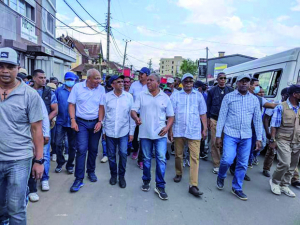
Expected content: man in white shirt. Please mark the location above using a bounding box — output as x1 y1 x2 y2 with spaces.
131 74 174 200
166 77 179 96
169 73 208 197
129 67 150 168
103 75 135 188
68 69 105 192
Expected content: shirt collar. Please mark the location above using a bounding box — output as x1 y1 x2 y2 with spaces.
235 89 250 96
146 89 163 96
83 80 99 90
179 89 197 95
112 90 126 97
7 77 26 96
287 98 300 110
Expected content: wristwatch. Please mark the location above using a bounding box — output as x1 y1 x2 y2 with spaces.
33 158 45 165
269 138 276 143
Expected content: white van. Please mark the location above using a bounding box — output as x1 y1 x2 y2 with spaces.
223 48 300 102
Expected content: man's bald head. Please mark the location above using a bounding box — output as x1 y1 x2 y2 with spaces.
86 69 101 89
87 68 101 78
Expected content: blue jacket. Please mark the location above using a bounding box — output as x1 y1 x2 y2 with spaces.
55 85 71 127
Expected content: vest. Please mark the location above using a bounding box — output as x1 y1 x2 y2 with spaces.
42 86 52 114
276 101 300 143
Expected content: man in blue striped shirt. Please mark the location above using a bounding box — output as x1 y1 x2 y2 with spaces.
216 74 262 201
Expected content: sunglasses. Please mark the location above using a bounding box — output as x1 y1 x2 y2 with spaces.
124 81 130 83
114 80 124 84
219 77 227 80
183 80 194 84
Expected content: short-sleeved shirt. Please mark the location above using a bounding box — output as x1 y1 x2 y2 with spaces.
171 89 207 140
0 78 43 161
37 88 57 104
40 97 50 137
68 80 105 120
129 81 148 101
132 89 174 139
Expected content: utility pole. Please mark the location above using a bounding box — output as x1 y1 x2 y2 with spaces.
130 65 133 77
148 59 152 71
106 0 111 64
206 47 208 84
122 39 131 74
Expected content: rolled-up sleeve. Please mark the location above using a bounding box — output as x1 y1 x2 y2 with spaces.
216 95 229 138
270 105 283 128
166 97 174 117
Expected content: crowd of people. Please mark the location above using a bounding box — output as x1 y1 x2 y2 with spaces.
1 47 300 224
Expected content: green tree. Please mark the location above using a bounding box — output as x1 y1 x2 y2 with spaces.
180 59 198 76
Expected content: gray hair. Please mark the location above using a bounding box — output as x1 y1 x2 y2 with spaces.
149 73 160 83
87 68 100 78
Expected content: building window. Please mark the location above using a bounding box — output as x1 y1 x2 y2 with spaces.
9 0 17 11
47 12 54 35
162 61 164 64
172 61 174 64
172 71 173 74
162 66 164 69
162 70 164 74
172 66 173 69
7 0 35 21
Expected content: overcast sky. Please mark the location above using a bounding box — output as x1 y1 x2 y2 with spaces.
56 0 300 70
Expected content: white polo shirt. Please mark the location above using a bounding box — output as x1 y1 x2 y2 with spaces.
68 80 105 120
132 89 174 140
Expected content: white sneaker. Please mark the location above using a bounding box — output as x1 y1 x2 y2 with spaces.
41 181 50 191
101 156 108 163
280 186 296 197
52 154 57 162
64 154 69 161
213 167 219 174
29 193 39 202
269 179 281 195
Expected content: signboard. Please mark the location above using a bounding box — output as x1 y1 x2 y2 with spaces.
21 18 38 44
198 58 207 78
214 63 227 78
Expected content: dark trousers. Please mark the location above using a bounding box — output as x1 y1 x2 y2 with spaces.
132 125 143 163
56 125 77 169
75 119 101 180
106 134 128 178
50 125 57 155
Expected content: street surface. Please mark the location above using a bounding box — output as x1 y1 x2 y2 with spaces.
28 147 300 225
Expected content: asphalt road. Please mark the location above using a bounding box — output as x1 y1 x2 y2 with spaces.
27 147 300 225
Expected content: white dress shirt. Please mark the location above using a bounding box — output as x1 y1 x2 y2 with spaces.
132 89 174 140
129 81 148 101
39 97 50 137
170 89 207 140
68 80 105 120
103 90 136 138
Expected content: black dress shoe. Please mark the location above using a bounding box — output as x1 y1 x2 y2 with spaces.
263 170 271 177
189 186 203 197
292 180 300 188
173 175 182 183
110 176 117 185
244 174 251 181
119 177 126 188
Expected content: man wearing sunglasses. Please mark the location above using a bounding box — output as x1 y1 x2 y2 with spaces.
129 67 150 169
103 75 135 188
170 73 208 197
124 76 131 92
207 72 233 174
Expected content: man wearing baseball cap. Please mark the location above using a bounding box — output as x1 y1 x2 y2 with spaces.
0 47 44 224
54 72 78 174
103 75 135 188
216 74 262 200
170 73 208 197
269 85 300 197
129 67 150 169
166 77 178 96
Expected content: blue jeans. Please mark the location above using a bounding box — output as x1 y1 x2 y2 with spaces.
218 134 252 191
0 158 31 225
106 134 128 177
141 138 167 188
41 136 51 182
102 138 107 157
50 125 57 155
75 119 101 180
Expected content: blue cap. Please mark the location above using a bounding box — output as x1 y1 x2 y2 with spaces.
137 67 150 76
109 75 124 86
65 72 77 81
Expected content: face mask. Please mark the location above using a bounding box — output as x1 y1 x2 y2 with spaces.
253 86 260 94
65 80 75 87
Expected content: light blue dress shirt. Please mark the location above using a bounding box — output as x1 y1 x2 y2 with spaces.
170 89 207 140
68 80 105 120
103 90 136 138
132 90 174 140
216 90 263 140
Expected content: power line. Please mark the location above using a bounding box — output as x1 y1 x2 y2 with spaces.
127 54 149 65
111 17 281 48
63 0 104 34
33 0 103 36
75 0 106 28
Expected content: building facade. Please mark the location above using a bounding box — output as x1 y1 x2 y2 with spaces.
159 56 184 76
0 0 76 81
